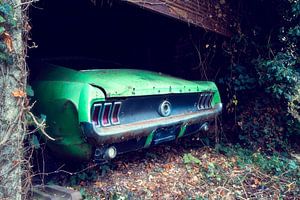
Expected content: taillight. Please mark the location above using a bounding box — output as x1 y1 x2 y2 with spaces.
101 103 112 126
92 104 102 126
197 92 213 110
111 102 121 124
92 101 122 127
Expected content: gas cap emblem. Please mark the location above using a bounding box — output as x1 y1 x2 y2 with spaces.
158 100 172 117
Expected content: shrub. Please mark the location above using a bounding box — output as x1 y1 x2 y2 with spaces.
220 0 300 150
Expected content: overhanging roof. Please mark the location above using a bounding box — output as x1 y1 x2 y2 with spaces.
125 0 233 37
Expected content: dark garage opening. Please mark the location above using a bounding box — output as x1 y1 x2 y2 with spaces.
28 0 227 81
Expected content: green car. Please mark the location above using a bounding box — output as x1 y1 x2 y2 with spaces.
32 64 222 161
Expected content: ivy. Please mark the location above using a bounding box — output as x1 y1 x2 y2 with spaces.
0 2 16 64
254 0 300 138
220 0 300 151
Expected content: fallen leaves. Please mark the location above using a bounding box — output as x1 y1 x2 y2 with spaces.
58 143 299 199
3 32 13 52
12 89 26 97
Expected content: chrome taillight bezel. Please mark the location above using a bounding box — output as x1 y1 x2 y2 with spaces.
91 101 122 127
111 102 122 125
101 102 112 127
197 92 213 110
91 103 102 127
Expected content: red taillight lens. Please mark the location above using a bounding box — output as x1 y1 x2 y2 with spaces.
111 102 121 124
92 104 102 126
92 101 122 127
101 103 112 126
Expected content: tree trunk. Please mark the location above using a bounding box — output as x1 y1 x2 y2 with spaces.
0 0 26 199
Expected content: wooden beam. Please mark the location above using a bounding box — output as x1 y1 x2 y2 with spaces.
125 0 234 37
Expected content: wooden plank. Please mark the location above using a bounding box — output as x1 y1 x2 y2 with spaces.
125 0 233 37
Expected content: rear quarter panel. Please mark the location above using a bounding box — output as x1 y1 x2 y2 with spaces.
32 80 105 160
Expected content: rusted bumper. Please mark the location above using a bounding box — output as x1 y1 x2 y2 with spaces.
82 103 222 145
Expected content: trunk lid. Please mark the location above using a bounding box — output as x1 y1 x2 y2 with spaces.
80 69 216 98
39 65 217 98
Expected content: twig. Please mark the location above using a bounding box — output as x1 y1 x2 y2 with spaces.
14 0 38 8
33 163 98 177
27 112 55 141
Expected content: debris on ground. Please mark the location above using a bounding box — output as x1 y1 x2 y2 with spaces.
38 140 300 199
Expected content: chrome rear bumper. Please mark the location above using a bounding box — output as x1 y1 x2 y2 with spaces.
82 103 222 144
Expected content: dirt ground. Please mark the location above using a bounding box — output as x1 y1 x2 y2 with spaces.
37 137 299 200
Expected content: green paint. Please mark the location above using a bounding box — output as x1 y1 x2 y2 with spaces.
193 81 221 107
38 64 220 98
178 124 187 138
144 130 155 148
31 64 222 160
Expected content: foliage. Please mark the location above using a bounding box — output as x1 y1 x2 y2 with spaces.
219 65 257 92
254 0 300 140
255 53 299 100
40 143 300 199
219 145 299 177
0 2 16 64
69 170 98 186
183 153 201 165
185 145 300 198
236 97 289 151
220 0 300 150
216 145 300 196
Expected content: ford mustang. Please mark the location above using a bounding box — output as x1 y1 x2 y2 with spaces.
32 64 222 161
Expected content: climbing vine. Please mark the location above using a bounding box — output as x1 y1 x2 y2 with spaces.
0 2 16 64
220 0 300 151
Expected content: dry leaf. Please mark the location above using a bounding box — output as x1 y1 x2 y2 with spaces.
24 21 32 32
79 181 85 186
3 32 13 52
12 89 26 97
94 181 103 188
220 189 226 196
231 157 237 163
164 163 172 170
12 160 19 165
254 178 261 185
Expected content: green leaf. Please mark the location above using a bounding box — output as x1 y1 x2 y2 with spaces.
0 4 13 16
0 26 5 35
26 85 34 97
288 160 298 170
0 15 5 23
183 153 201 165
31 135 40 149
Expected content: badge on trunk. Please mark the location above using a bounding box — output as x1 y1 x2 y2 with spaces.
158 100 172 117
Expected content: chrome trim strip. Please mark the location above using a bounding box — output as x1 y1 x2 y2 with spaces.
208 93 213 108
93 103 222 138
197 93 204 110
204 93 211 109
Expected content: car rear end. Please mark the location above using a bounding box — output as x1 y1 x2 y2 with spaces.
32 65 222 161
82 85 222 161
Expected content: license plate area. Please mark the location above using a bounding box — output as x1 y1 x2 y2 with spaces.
152 124 181 145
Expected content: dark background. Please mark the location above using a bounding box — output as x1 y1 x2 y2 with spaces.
28 0 227 81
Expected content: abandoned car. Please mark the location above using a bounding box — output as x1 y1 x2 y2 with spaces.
32 64 222 161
